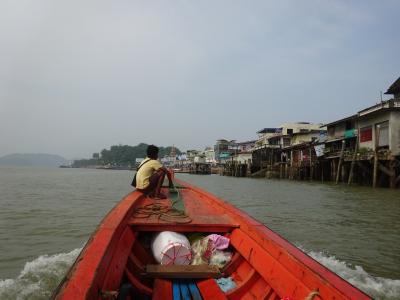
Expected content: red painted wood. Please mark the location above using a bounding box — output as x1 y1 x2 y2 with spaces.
131 238 155 265
132 224 238 232
230 228 310 299
197 279 228 300
52 191 144 299
175 179 372 300
102 228 135 291
128 253 145 273
226 269 260 300
250 279 273 300
53 179 372 300
152 279 172 300
231 258 252 282
222 252 243 275
128 194 239 231
125 268 153 295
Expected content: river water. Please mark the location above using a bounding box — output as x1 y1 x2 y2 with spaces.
0 167 399 299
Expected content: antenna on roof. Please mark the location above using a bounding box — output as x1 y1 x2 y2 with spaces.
380 91 383 102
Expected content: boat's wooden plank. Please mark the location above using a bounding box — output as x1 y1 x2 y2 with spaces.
125 268 153 295
267 291 278 300
188 281 203 300
173 281 181 300
221 252 243 275
52 191 145 300
197 279 227 300
179 281 191 300
145 264 221 279
230 228 310 299
152 279 172 300
250 278 273 300
132 224 238 232
226 269 260 299
237 224 365 300
128 191 239 231
102 228 136 291
131 237 156 264
128 253 145 273
178 179 372 300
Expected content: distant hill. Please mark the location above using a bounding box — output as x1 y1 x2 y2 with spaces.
0 153 69 167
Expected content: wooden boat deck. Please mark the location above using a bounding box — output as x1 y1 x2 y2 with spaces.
128 188 240 232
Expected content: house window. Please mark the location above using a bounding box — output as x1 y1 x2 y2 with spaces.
287 128 293 134
377 121 389 147
360 126 372 142
283 138 291 147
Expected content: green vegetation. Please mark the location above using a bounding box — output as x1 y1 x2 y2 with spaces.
72 143 181 168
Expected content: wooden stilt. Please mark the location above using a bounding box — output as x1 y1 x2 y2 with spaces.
298 161 301 180
290 150 293 180
335 140 346 184
285 163 288 179
373 125 380 188
389 159 396 188
321 161 324 183
395 174 400 185
373 153 378 188
309 147 313 181
348 142 358 185
341 163 347 183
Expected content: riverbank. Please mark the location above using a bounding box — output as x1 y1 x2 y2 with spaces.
220 153 400 189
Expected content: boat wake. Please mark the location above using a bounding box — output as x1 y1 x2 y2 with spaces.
306 250 400 300
0 248 81 300
0 247 399 300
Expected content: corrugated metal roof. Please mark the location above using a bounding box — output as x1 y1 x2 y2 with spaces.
257 128 281 134
322 115 358 127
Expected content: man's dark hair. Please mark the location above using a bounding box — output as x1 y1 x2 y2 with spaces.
147 145 159 159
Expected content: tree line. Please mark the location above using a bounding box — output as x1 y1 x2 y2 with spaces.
72 143 181 168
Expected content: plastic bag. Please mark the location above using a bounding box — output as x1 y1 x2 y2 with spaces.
209 250 232 268
191 235 232 267
215 277 236 292
191 238 211 265
206 234 230 250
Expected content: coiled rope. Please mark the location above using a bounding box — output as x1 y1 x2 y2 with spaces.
133 184 192 223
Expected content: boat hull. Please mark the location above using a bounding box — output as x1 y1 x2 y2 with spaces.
52 179 371 300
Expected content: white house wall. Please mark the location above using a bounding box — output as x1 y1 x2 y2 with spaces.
390 111 400 156
280 123 322 135
357 111 400 154
292 132 320 145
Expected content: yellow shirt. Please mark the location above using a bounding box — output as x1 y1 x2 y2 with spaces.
135 158 163 189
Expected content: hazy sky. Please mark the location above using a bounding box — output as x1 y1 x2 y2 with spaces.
0 1 399 159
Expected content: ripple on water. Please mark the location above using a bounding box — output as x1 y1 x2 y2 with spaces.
0 168 399 299
0 248 81 300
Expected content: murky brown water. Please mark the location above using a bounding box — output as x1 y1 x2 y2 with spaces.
0 167 399 299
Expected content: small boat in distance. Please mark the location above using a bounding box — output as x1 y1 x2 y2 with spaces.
52 179 371 300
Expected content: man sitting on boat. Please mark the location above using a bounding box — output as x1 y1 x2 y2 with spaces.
135 145 173 199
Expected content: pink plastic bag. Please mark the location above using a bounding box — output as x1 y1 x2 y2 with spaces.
206 234 230 250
